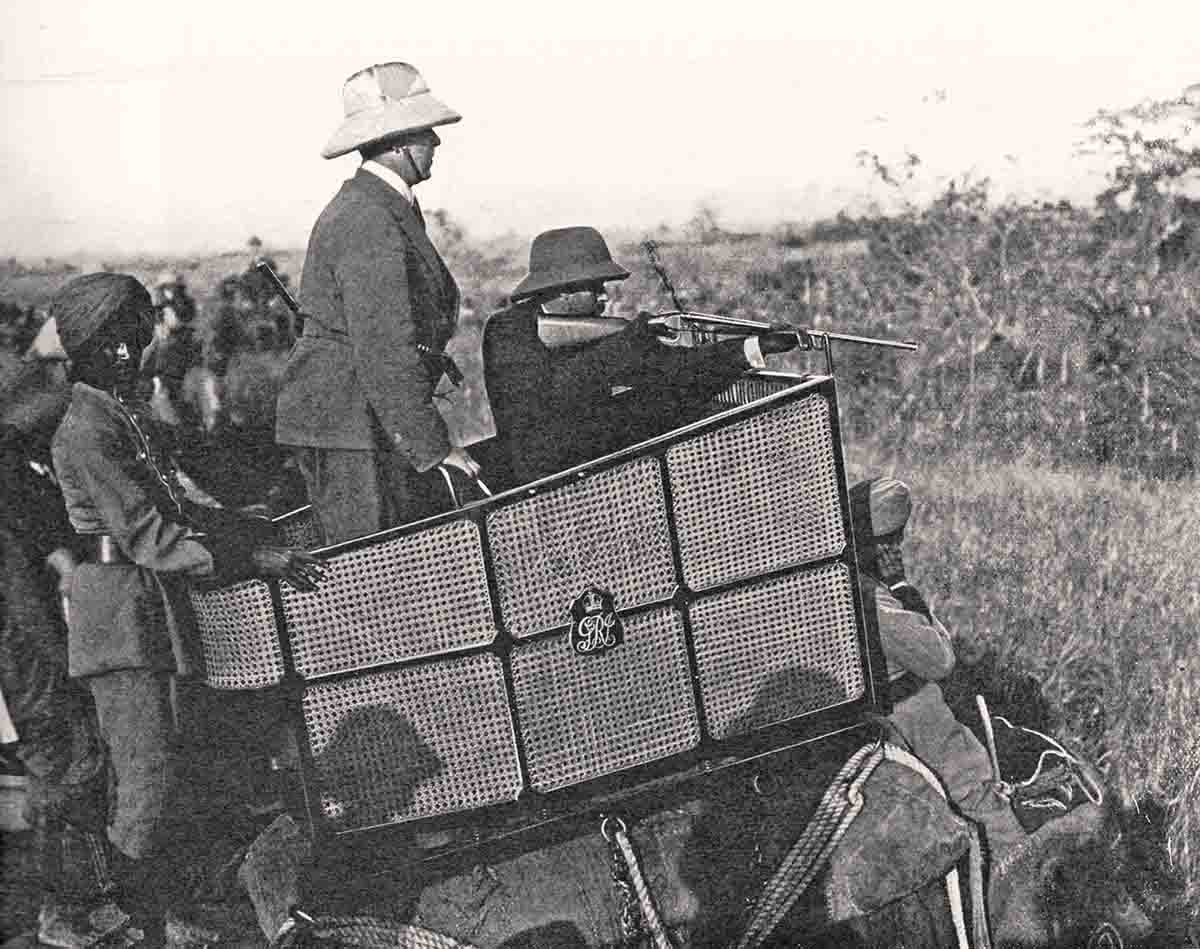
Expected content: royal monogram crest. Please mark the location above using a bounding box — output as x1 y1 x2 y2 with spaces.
569 586 623 655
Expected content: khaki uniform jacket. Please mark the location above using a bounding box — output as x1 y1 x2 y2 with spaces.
276 170 460 470
870 577 955 684
51 384 227 679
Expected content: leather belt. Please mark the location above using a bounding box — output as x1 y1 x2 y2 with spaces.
84 534 133 565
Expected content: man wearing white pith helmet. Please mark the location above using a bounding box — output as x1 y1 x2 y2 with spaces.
276 62 479 544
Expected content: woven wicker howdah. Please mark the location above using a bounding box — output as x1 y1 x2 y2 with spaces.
192 578 284 690
511 606 699 793
189 374 875 839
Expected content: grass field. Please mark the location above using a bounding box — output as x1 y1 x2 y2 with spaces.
842 439 1200 917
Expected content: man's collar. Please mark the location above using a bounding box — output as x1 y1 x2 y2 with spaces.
362 160 414 204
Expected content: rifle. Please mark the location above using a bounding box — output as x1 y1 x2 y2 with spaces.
538 311 916 373
537 249 918 373
256 262 463 386
656 309 916 373
255 261 301 315
640 240 917 374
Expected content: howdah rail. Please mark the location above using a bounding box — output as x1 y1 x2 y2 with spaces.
189 372 886 863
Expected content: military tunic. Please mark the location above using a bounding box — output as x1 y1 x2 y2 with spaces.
51 382 248 858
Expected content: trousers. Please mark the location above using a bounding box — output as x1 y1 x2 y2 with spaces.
85 669 177 860
294 445 444 546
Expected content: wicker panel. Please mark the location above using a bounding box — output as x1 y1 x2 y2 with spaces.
691 564 865 739
302 654 521 831
487 458 677 638
281 519 495 678
511 607 699 792
707 374 802 409
190 581 283 690
273 507 325 550
667 395 845 591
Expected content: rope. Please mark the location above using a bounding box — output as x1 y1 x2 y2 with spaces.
991 715 1103 804
945 866 969 949
734 741 994 949
604 817 676 949
881 744 991 949
735 742 885 949
277 913 481 949
967 824 992 949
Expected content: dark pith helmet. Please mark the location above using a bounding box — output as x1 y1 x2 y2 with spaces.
509 227 631 302
849 477 912 582
850 476 911 539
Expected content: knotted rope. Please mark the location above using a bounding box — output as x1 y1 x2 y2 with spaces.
604 816 676 949
734 741 987 949
276 912 480 949
734 741 884 949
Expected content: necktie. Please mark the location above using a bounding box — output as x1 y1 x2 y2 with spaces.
412 197 426 231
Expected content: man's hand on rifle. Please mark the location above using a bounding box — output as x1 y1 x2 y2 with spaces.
632 311 678 342
759 327 803 356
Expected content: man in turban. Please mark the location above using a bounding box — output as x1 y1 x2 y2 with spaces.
48 273 323 941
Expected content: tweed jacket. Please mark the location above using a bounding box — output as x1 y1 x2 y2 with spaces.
276 169 460 469
482 301 751 488
50 384 232 679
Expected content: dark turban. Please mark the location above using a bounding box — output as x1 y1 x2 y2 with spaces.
50 273 152 359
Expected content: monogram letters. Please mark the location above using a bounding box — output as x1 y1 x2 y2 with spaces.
569 586 623 656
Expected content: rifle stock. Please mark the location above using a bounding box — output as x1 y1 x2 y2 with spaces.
537 316 630 349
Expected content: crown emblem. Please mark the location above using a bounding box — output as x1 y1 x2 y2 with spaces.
569 586 623 656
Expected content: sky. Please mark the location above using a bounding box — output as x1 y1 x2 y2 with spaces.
2 0 1198 258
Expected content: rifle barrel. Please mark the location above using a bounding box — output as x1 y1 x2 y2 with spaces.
810 330 919 351
255 262 301 314
657 310 918 351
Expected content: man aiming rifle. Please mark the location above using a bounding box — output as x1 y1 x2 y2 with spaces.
481 226 802 490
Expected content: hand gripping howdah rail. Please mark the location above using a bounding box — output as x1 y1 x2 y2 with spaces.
189 371 887 865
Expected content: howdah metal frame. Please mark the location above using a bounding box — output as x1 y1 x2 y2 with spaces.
194 371 888 867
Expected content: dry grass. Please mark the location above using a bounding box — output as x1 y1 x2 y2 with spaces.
846 443 1200 908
